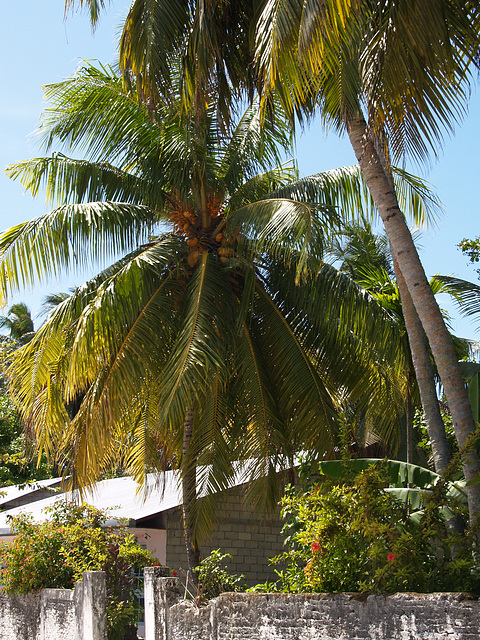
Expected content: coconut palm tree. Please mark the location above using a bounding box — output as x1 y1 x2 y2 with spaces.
0 303 35 346
252 0 480 530
106 0 480 531
330 223 453 470
0 62 408 571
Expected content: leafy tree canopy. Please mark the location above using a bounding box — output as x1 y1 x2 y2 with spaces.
0 62 413 546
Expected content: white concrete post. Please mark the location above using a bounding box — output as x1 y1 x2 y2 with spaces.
144 568 179 640
80 571 107 640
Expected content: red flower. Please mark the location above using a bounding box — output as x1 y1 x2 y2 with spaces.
311 542 321 552
387 553 396 562
172 570 178 577
153 562 160 567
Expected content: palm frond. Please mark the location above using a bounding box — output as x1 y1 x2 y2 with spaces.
157 253 236 435
361 0 476 162
252 280 340 454
434 275 480 329
0 203 159 301
263 258 406 447
227 163 298 211
64 0 108 28
39 63 160 166
391 168 442 229
5 155 166 210
119 0 191 101
265 165 441 228
227 198 339 277
218 99 293 189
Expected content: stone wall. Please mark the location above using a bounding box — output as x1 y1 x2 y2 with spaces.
0 571 106 640
165 487 285 585
144 571 480 640
0 592 41 640
39 589 76 640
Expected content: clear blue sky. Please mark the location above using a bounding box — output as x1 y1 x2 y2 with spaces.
1 2 479 341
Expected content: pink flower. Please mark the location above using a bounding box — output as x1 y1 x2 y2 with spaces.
311 542 321 552
387 553 396 562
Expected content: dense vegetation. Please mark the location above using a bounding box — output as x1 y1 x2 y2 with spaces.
0 0 480 601
0 502 160 639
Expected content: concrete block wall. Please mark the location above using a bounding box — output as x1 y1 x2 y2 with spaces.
165 488 285 585
39 589 76 640
0 571 106 640
145 575 480 640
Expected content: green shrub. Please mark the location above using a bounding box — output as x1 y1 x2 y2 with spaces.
0 502 160 639
256 461 480 595
195 549 245 600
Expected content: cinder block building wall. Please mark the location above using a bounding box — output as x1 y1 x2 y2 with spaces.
165 487 285 586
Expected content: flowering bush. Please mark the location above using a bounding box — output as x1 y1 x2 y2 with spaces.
261 461 479 595
195 549 245 600
0 502 160 639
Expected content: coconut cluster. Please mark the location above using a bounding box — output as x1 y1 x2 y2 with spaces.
167 193 241 267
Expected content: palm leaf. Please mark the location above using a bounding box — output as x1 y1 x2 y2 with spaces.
39 63 161 166
227 198 338 279
157 253 236 435
318 458 440 488
434 276 480 329
266 165 441 228
5 155 166 210
0 203 158 302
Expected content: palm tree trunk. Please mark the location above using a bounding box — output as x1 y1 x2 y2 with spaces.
395 258 465 543
405 381 413 465
346 114 480 531
182 404 201 583
394 260 452 473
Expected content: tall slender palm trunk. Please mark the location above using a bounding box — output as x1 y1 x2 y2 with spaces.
395 258 465 543
405 381 413 465
346 114 480 531
182 404 201 582
393 260 452 473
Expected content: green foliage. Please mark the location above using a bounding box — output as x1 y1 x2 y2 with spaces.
195 549 245 600
459 237 480 270
0 391 53 486
415 406 459 469
256 460 479 595
0 303 34 345
0 502 159 639
1 60 416 547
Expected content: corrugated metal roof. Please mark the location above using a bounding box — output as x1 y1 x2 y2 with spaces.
0 472 182 535
0 458 293 536
0 478 63 506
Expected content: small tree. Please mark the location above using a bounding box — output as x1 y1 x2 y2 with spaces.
0 502 161 640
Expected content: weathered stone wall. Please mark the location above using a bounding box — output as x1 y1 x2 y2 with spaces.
165 488 284 585
0 571 106 640
0 592 41 640
39 589 76 640
145 574 480 640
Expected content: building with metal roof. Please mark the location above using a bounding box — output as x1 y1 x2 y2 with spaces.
0 468 286 589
